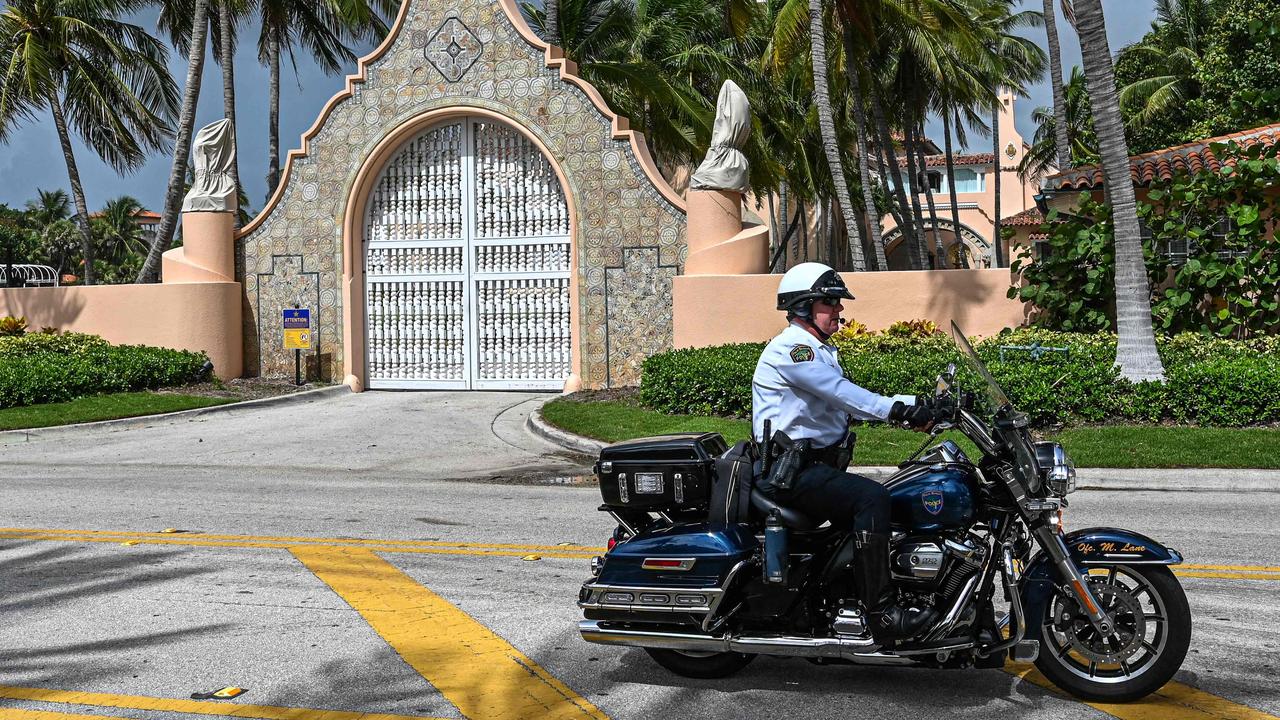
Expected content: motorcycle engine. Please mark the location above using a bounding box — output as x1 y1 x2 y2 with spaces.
891 533 987 598
892 541 946 580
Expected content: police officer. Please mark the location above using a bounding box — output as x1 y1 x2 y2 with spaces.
752 262 939 642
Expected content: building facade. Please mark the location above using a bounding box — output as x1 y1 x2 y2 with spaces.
234 0 687 391
880 90 1041 269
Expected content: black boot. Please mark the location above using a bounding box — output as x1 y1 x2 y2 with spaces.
853 531 940 642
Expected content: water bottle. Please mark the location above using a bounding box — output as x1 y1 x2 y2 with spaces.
764 510 788 584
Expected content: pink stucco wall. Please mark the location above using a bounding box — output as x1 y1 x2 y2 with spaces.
0 283 244 379
673 268 1028 348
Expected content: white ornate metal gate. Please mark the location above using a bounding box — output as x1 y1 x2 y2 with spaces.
364 118 571 389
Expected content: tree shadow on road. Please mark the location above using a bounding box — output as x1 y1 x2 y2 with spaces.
0 541 217 614
0 540 231 689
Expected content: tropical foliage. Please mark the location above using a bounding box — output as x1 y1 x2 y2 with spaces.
520 0 1046 271
639 328 1280 427
0 0 180 285
1012 139 1280 339
1033 0 1280 162
0 331 211 409
0 191 168 285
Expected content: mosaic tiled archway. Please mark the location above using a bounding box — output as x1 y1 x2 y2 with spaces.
236 0 687 389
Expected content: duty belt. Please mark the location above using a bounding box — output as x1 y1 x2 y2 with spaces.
804 444 845 467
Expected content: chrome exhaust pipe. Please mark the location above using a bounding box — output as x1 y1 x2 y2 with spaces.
578 621 912 664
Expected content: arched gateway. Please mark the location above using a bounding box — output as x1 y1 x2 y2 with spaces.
235 0 686 391
364 117 572 389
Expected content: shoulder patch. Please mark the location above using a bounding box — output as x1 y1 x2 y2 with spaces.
789 345 814 362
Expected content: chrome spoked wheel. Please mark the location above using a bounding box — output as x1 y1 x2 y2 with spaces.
1032 565 1191 702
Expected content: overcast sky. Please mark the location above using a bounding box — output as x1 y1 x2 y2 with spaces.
0 0 1159 213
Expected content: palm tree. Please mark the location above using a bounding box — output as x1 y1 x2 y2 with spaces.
545 0 561 45
259 1 397 200
24 189 72 230
974 0 1045 267
22 189 78 277
1116 0 1209 137
1019 66 1097 180
841 37 887 270
1073 0 1166 381
1042 0 1071 169
809 0 865 270
94 195 149 266
213 0 245 214
139 0 212 283
0 0 179 286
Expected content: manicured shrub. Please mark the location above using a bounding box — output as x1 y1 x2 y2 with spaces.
639 342 764 417
639 326 1280 427
0 333 210 408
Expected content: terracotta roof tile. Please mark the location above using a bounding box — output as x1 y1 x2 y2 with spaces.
1045 122 1280 191
1004 207 1045 227
897 152 995 169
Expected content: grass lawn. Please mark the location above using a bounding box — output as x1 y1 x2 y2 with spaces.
0 392 239 431
540 398 1280 469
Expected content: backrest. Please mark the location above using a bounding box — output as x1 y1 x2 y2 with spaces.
709 440 757 527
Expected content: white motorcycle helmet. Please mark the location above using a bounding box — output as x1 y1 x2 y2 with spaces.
777 262 855 317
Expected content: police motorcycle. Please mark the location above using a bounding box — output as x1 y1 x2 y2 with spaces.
577 322 1191 702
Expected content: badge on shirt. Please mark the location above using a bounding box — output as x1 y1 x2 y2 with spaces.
789 345 814 362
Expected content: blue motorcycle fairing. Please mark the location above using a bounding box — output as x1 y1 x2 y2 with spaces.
1020 527 1182 627
598 522 758 589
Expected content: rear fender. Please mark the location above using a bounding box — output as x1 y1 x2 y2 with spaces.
1020 527 1183 625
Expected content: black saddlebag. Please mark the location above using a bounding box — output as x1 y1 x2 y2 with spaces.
595 432 728 512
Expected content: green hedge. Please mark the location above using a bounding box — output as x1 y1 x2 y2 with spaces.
0 332 210 408
639 328 1280 428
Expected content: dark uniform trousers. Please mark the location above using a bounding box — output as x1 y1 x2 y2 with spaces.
777 461 891 534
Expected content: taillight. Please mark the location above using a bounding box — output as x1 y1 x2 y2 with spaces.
607 537 617 551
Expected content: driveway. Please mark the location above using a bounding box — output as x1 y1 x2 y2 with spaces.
0 389 587 481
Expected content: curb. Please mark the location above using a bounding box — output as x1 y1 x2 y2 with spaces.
0 383 352 441
527 406 606 456
524 411 1280 492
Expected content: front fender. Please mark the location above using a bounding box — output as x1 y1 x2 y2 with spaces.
1020 527 1183 627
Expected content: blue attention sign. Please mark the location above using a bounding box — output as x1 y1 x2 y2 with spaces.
283 308 310 329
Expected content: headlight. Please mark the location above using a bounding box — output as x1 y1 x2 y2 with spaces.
1033 442 1076 496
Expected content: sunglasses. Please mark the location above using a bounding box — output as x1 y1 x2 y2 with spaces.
815 298 843 308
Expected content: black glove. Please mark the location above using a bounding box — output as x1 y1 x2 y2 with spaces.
889 400 936 429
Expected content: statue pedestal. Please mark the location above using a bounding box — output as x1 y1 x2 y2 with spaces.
686 189 768 274
164 211 236 283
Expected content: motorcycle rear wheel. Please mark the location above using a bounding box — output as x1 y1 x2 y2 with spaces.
1029 564 1191 702
643 648 756 678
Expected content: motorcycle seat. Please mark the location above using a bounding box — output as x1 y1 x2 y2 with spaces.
750 487 819 530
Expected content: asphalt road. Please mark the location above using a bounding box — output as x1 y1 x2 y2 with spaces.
0 390 1277 720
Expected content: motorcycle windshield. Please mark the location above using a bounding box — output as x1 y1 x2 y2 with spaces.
949 321 1011 412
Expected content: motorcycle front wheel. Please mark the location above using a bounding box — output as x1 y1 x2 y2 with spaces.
643 648 755 678
1029 564 1191 702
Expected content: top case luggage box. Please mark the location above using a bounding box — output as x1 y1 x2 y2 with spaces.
596 432 728 511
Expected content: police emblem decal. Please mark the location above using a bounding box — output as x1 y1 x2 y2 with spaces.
922 490 944 515
789 345 814 362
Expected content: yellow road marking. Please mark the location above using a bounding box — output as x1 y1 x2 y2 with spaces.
1009 664 1280 720
0 532 597 560
0 526 600 553
0 709 125 720
1175 570 1280 580
1180 564 1280 573
0 684 446 720
291 546 607 720
8 527 1280 581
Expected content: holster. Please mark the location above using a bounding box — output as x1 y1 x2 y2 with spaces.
762 430 809 495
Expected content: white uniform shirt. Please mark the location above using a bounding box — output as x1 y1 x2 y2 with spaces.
751 322 915 447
